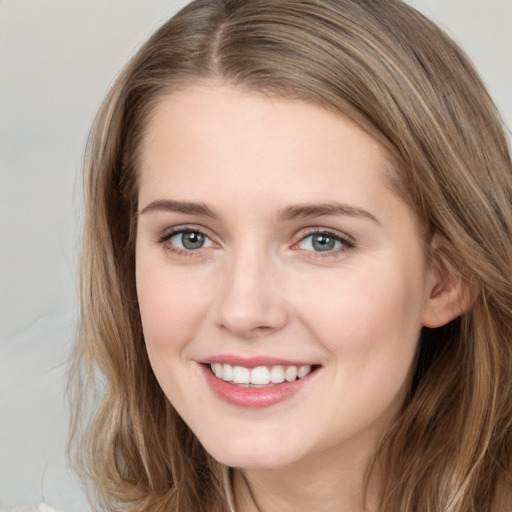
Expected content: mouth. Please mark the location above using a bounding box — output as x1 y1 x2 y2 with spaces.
199 356 321 407
209 363 315 387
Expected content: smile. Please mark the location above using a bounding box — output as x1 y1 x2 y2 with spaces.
210 363 313 386
201 360 319 408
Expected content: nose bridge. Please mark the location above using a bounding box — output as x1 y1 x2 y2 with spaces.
215 240 288 337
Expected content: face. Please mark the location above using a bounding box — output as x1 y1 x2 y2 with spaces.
135 85 437 473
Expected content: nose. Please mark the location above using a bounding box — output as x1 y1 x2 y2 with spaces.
215 248 289 338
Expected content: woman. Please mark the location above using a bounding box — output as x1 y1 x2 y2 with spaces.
68 0 512 510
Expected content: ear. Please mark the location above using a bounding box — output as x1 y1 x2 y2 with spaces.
422 240 477 328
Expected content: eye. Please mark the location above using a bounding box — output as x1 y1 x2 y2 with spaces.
171 230 213 250
159 228 215 253
296 230 354 253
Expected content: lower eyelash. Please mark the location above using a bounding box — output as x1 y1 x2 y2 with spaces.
165 247 198 257
304 229 355 249
156 227 211 256
155 227 354 258
157 227 207 243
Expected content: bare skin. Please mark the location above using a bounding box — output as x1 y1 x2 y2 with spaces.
136 85 466 511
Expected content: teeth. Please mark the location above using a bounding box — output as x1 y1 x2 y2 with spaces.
285 366 298 382
222 364 234 382
232 366 250 384
297 365 311 378
210 363 312 386
212 363 223 378
270 365 285 383
251 366 270 385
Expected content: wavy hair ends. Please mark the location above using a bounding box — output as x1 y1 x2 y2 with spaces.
68 0 512 510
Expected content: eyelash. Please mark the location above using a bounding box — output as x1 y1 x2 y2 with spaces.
293 228 355 257
157 226 214 257
157 226 355 257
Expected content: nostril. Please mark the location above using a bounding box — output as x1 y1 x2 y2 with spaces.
214 264 289 336
217 322 282 338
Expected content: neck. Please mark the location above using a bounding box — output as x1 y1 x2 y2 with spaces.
232 444 381 512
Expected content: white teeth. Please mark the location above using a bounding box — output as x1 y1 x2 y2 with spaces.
270 365 285 384
210 363 313 385
232 366 251 384
212 363 223 378
285 366 298 382
222 364 234 382
298 365 312 378
251 366 270 385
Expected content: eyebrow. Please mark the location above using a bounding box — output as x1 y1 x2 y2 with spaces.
138 199 379 225
139 199 216 218
278 202 380 224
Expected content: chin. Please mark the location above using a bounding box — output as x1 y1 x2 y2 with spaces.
198 430 306 470
209 449 297 470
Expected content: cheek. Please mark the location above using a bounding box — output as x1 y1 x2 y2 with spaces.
136 257 214 358
296 266 425 431
135 258 216 407
295 262 426 363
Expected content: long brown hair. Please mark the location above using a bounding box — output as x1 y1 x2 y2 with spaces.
68 1 512 510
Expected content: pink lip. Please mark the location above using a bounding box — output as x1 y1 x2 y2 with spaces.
199 361 318 409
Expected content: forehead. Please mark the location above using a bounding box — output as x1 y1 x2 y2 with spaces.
137 85 395 201
136 85 427 251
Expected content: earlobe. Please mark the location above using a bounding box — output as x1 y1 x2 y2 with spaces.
421 248 477 328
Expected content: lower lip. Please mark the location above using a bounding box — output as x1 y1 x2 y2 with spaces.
200 364 315 408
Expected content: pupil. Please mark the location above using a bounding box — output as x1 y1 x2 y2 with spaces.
182 232 204 249
312 234 335 251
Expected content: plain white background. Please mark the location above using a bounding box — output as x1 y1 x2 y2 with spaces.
0 1 510 510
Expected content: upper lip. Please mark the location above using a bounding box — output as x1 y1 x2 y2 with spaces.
198 354 318 368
